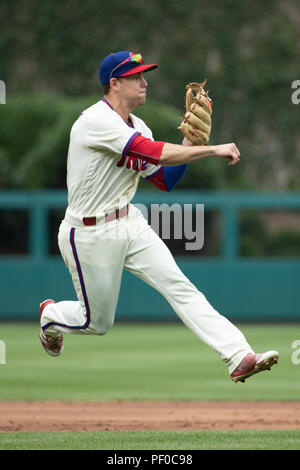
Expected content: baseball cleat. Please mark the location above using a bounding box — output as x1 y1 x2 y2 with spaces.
39 299 64 357
231 350 279 383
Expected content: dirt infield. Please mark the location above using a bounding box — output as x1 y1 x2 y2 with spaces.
1 401 300 432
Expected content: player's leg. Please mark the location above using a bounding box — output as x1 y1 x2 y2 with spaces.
40 220 127 338
124 208 254 374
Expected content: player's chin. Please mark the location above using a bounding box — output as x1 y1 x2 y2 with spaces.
138 92 147 104
133 93 146 108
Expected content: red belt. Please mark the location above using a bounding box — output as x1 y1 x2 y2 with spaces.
82 204 129 226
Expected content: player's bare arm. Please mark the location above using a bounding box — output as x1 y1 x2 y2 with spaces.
159 141 240 167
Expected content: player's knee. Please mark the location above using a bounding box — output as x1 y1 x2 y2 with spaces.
94 326 110 336
92 319 114 336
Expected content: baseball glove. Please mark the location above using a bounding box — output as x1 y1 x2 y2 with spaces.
179 80 212 145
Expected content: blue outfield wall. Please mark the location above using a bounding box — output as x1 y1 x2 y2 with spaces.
0 190 300 322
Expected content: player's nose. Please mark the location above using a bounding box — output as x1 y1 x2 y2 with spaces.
141 73 147 87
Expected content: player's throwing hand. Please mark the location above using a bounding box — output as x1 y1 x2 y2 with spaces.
213 143 240 166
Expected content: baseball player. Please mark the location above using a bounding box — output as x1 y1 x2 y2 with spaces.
39 51 279 383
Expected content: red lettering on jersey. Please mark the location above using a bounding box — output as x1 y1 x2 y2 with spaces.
117 135 165 171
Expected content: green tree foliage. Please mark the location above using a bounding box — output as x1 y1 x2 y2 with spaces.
240 212 300 257
0 95 91 189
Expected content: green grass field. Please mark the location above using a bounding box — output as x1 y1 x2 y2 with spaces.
1 430 300 450
0 322 299 450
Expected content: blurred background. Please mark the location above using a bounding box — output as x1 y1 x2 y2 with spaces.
0 0 300 322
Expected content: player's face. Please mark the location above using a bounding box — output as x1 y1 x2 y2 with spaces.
118 72 148 107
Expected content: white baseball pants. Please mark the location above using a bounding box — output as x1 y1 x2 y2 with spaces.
41 204 254 374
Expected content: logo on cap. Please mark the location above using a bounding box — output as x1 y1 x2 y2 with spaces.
129 53 143 64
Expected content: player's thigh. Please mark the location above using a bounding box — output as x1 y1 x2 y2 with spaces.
124 224 198 300
58 221 127 326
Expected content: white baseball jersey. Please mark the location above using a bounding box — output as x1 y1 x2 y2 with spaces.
66 99 160 217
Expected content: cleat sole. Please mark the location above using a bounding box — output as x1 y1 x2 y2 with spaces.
232 351 279 383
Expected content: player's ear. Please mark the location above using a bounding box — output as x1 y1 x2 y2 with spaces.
110 77 121 92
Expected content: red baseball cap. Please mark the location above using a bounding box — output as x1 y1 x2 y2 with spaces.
99 51 158 85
